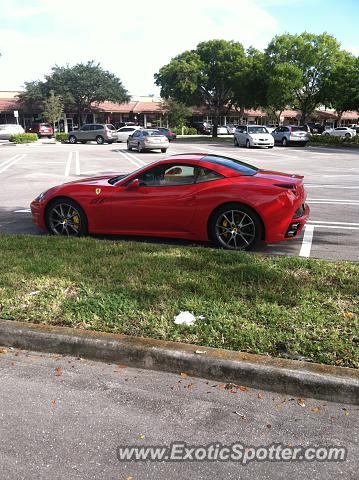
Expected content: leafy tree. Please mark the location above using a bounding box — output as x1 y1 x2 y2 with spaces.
17 80 46 117
231 48 267 123
155 40 246 136
161 99 192 128
19 61 129 125
323 52 359 122
42 91 64 135
265 33 341 124
265 63 302 123
46 61 129 125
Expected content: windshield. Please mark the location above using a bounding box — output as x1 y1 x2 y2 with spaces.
248 126 269 134
291 126 308 132
203 155 258 176
106 124 116 130
144 130 162 136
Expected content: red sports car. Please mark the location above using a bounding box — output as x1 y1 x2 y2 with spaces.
30 154 310 250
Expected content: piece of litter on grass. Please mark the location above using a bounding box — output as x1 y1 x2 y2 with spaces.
195 350 207 355
174 311 197 326
28 290 40 296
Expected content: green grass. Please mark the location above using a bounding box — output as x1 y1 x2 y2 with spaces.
0 234 358 368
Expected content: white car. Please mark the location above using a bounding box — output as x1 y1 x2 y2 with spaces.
117 126 142 142
217 125 229 135
0 124 25 140
234 125 274 148
322 127 356 138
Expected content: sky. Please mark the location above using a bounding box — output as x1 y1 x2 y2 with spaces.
0 0 358 96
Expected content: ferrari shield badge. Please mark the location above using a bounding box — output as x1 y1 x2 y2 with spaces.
96 188 101 195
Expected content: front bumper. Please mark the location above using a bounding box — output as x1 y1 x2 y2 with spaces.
30 201 46 230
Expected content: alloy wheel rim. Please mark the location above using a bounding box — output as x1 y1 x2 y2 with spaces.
49 203 81 236
215 210 255 250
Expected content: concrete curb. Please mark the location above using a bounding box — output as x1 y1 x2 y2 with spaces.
0 319 358 404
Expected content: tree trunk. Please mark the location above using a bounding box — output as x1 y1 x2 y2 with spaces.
239 105 245 124
212 108 219 138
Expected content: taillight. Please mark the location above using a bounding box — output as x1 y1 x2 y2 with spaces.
273 183 296 190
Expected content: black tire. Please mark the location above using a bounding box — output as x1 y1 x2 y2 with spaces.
45 198 88 237
127 142 132 151
68 135 77 144
245 139 251 149
324 133 330 136
161 148 167 153
208 203 262 251
96 135 104 145
345 133 351 138
234 137 239 147
47 135 52 139
138 143 144 153
282 137 288 147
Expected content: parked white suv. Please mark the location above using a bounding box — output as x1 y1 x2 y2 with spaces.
234 125 274 148
117 126 142 142
0 124 25 140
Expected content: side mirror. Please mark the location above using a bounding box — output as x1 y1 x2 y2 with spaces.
127 178 140 189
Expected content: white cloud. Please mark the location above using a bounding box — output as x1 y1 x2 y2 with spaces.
0 0 279 95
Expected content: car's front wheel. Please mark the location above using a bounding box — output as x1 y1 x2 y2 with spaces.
345 133 351 138
161 148 167 153
208 203 262 251
45 198 88 237
68 135 77 144
234 137 239 147
127 142 132 151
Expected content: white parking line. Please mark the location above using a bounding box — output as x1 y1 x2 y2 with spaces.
14 209 31 213
0 154 26 173
310 225 359 230
308 220 359 226
305 185 359 189
65 151 72 177
118 150 146 167
64 151 80 177
299 224 314 257
308 201 359 205
308 198 359 202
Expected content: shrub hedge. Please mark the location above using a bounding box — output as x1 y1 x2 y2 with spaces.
9 133 38 144
309 134 359 145
172 126 198 135
55 132 68 142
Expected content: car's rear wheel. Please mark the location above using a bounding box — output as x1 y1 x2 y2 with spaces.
208 204 262 251
45 198 88 237
68 135 77 144
282 137 288 146
96 136 104 145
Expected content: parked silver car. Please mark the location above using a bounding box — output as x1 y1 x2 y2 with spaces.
127 129 169 153
271 125 310 147
68 124 118 144
0 123 25 140
234 125 274 148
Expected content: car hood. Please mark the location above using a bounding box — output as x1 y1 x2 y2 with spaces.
63 174 122 186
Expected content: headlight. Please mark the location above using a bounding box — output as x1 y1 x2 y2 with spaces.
35 190 48 202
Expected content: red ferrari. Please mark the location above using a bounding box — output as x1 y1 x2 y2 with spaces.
30 153 310 250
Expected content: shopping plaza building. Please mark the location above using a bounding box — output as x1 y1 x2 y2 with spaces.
0 91 358 131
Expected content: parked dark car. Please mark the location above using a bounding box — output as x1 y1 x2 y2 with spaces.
148 127 177 141
190 121 213 135
306 123 325 134
27 122 53 138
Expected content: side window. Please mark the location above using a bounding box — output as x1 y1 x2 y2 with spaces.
133 130 141 138
137 164 196 186
195 167 223 184
81 125 90 131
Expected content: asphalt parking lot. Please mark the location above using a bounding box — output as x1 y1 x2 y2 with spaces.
0 139 358 261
